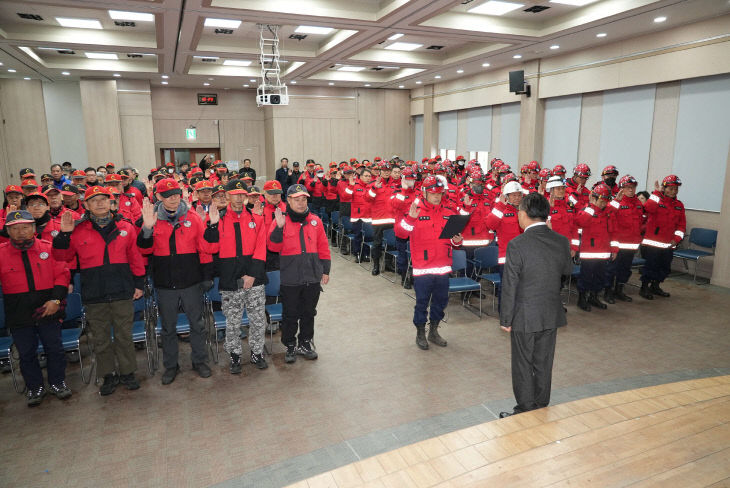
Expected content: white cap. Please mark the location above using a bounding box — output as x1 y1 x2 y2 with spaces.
503 181 523 195
546 176 565 191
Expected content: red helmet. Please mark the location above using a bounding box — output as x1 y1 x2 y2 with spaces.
552 164 566 177
401 167 416 180
527 160 540 172
433 163 446 173
501 172 518 184
618 175 637 188
456 155 465 161
421 175 444 193
538 168 552 181
662 174 682 187
469 169 483 181
498 164 512 175
434 155 442 161
592 183 612 200
574 163 591 177
602 165 619 176
520 164 529 175
421 157 429 163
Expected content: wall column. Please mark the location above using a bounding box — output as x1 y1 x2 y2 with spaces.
117 80 156 175
422 85 437 158
518 60 545 164
80 80 124 166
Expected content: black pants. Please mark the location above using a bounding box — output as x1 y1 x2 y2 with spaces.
12 321 66 389
413 274 449 326
339 203 351 251
265 249 280 272
280 283 321 347
641 245 673 283
371 223 393 262
157 284 208 370
577 259 607 293
606 249 635 286
511 328 557 414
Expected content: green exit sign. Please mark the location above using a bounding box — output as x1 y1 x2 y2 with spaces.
185 128 196 140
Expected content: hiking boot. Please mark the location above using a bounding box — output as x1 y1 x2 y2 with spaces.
230 353 242 374
193 362 212 378
49 381 72 400
27 386 46 407
250 352 268 369
650 281 670 297
603 287 616 304
285 344 297 363
119 373 140 390
100 374 120 396
403 275 412 290
415 325 429 350
371 261 380 276
428 322 447 347
296 341 318 360
589 292 607 309
577 292 591 311
161 365 179 385
614 283 632 302
639 282 654 300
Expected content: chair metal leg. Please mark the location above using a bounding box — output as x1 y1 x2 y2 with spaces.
9 346 24 394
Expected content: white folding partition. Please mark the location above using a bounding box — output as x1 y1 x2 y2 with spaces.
466 106 492 153
542 94 581 168
438 111 458 151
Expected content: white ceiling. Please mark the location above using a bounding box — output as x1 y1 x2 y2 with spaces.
0 0 728 90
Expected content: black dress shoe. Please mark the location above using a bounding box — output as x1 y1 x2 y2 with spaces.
161 365 179 385
499 411 513 418
193 362 212 378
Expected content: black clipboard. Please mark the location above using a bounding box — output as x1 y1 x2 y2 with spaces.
438 214 471 239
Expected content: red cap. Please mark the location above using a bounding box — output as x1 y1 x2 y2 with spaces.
72 170 86 178
105 162 115 168
155 178 182 197
21 179 39 188
105 173 123 183
85 185 112 201
5 184 23 194
263 180 283 194
194 180 214 191
25 191 49 203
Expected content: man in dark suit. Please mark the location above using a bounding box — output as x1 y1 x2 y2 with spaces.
499 192 573 418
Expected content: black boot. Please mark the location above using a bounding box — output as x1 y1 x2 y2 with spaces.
415 325 429 350
403 274 412 290
639 281 654 300
577 292 591 311
230 353 242 374
589 292 607 309
428 322 447 347
614 283 632 302
371 260 380 276
603 287 615 304
650 281 670 297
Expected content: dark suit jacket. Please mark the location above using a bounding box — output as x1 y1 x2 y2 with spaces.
500 223 573 333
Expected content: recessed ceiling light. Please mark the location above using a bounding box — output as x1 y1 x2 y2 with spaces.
328 82 334 86
249 79 256 83
385 42 422 51
193 55 220 60
364 84 371 87
290 80 297 84
399 85 405 88
550 45 560 50
377 66 400 69
434 75 442 79
203 82 210 86
161 75 169 79
456 69 464 73
8 69 17 73
56 17 103 29
338 66 366 72
388 33 404 40
415 81 422 84
223 59 252 67
468 1 524 16
596 32 607 38
113 73 121 77
513 54 523 59
549 0 597 5
243 84 250 88
24 77 31 80
0 62 3 66
108 10 154 22
295 25 334 35
204 18 241 29
208 77 214 81
85 52 118 60
654 16 667 23
61 71 70 75
161 81 168 85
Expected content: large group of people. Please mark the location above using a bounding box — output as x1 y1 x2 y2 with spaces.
0 154 687 408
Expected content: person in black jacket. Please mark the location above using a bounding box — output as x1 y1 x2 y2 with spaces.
239 159 256 181
286 162 302 189
275 157 289 200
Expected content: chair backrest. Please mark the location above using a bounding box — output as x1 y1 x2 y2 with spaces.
452 250 467 272
474 246 499 269
383 228 396 249
342 218 353 232
206 277 222 302
689 228 717 249
362 222 374 240
265 270 280 297
72 273 82 293
65 293 83 322
331 210 339 222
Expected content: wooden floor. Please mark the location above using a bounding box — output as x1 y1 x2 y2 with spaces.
286 376 730 488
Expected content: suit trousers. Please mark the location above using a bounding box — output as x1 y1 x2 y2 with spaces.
511 328 557 413
605 250 635 286
577 258 607 293
85 300 136 379
640 245 673 283
12 321 66 389
157 284 208 370
412 273 449 326
280 283 321 347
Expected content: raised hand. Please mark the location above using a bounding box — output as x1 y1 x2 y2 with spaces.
196 204 206 222
463 194 472 206
654 180 660 192
408 200 420 219
182 186 190 202
274 207 286 228
141 198 157 230
252 199 263 216
208 203 220 224
615 188 625 201
60 211 74 233
549 193 555 207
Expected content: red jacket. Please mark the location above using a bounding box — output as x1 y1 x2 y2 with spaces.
349 181 372 222
337 179 353 203
390 188 417 234
0 238 70 329
53 215 145 304
323 177 338 200
267 210 331 286
369 183 395 225
125 185 144 206
548 198 577 247
298 171 324 198
642 191 686 248
607 195 644 250
397 200 460 276
566 178 590 210
214 205 267 291
485 201 522 264
521 180 538 193
459 192 493 247
117 193 142 225
574 203 617 258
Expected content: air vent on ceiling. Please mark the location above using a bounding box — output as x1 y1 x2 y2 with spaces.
289 34 307 41
114 21 136 27
127 53 143 58
17 13 43 21
426 45 444 50
524 5 550 13
58 50 76 55
214 28 233 34
200 57 217 62
371 67 384 71
461 0 476 4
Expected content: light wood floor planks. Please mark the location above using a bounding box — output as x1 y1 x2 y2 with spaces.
286 376 730 488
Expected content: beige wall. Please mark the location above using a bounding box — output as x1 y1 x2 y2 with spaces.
80 80 124 166
117 80 157 176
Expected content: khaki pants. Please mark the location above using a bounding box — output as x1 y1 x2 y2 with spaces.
85 300 137 379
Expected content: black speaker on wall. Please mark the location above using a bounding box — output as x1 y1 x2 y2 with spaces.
509 70 524 92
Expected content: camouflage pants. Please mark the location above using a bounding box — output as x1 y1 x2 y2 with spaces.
221 285 266 356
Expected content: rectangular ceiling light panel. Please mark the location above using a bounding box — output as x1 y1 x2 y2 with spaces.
56 17 103 29
85 52 118 59
204 18 241 28
295 26 334 35
468 1 524 15
223 60 252 66
385 42 422 51
108 10 154 22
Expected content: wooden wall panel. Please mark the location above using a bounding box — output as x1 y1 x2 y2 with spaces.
357 89 385 160
80 80 124 166
117 80 156 174
272 118 304 165
383 90 412 160
302 118 332 164
331 118 358 163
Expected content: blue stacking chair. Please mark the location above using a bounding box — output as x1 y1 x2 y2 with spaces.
673 228 717 283
72 273 82 294
132 298 155 375
359 222 375 269
204 278 248 364
328 210 340 243
381 228 400 283
476 246 501 313
0 298 23 393
37 293 93 384
562 264 581 304
448 250 482 318
338 218 356 257
265 270 282 354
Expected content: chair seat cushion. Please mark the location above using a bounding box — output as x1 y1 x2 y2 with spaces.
571 265 581 277
479 273 502 285
266 303 283 322
131 321 146 342
632 258 646 266
448 277 481 292
0 337 12 357
673 249 713 260
37 328 81 353
211 310 249 330
156 313 193 334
